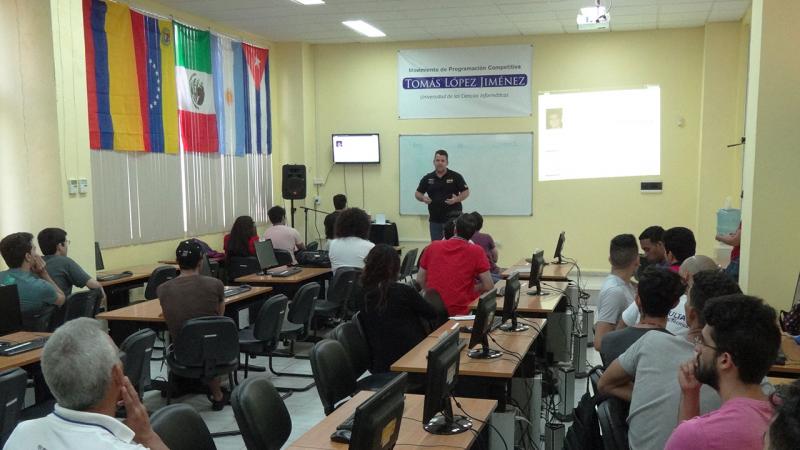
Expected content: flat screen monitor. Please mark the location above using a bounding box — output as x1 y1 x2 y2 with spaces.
350 372 407 449
467 290 501 359
95 242 105 271
422 330 470 435
500 272 528 332
332 134 380 164
255 239 280 272
528 250 545 295
554 231 566 264
0 285 24 335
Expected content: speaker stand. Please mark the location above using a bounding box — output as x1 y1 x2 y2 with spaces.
290 199 297 228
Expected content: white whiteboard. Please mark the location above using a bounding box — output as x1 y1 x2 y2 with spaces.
399 133 533 216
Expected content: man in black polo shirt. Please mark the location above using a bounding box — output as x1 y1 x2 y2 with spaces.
415 149 470 240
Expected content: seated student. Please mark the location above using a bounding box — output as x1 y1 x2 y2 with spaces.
469 212 502 281
620 255 719 337
157 240 228 410
329 207 374 271
766 380 800 450
663 226 696 273
223 215 259 259
4 318 168 450
0 232 65 315
262 206 305 264
594 234 639 351
600 267 683 366
359 244 441 373
324 193 347 241
665 294 780 450
636 225 667 280
442 217 457 240
599 270 741 450
37 227 107 305
417 213 493 316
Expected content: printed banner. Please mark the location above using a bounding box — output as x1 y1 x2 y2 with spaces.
397 45 532 119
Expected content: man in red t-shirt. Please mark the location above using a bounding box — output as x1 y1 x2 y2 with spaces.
418 214 494 315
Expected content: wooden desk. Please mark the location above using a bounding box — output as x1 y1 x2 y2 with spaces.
769 335 800 377
235 267 331 285
97 264 174 288
467 281 568 317
391 318 546 379
287 391 496 450
97 286 272 323
769 376 798 387
0 331 52 371
501 260 575 282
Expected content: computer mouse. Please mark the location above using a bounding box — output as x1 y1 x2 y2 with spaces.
460 326 473 334
122 271 133 275
239 284 251 290
330 429 351 444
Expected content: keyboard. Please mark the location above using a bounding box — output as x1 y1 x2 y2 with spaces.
97 271 133 282
267 267 302 277
0 337 48 356
224 285 252 298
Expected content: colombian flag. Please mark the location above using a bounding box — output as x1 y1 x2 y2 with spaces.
82 0 178 153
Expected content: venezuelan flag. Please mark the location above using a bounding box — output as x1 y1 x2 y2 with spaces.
82 0 178 153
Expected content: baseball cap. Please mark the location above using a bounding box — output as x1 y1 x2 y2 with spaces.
175 239 203 269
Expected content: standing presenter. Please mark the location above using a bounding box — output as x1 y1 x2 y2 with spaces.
415 149 470 241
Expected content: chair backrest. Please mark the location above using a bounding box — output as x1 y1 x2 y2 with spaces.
0 368 27 445
227 257 260 283
327 267 362 317
145 266 178 300
589 365 604 398
597 397 630 450
274 249 293 266
287 282 320 329
330 319 370 378
172 316 239 372
231 377 292 450
150 403 217 450
399 248 419 280
306 241 319 252
309 339 358 415
423 289 450 330
253 295 288 348
63 290 100 323
22 304 56 332
120 328 157 395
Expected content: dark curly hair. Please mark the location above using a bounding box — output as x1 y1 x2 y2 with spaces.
227 216 256 259
688 270 741 326
637 267 684 317
703 294 780 384
361 244 400 313
769 380 800 450
334 208 370 240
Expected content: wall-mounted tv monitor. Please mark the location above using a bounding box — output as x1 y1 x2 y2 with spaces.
332 134 380 164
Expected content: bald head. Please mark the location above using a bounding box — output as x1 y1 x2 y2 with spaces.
679 255 719 281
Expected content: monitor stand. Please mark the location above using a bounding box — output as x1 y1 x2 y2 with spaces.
500 317 530 332
424 409 472 435
467 345 502 359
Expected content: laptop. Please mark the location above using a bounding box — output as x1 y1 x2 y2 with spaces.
0 285 24 337
255 240 301 277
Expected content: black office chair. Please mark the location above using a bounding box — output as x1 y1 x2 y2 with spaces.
398 247 419 282
231 377 292 450
144 266 178 300
22 305 56 332
150 403 217 450
313 267 361 325
165 316 239 404
238 295 287 379
277 282 320 356
274 249 294 266
331 317 397 391
422 289 449 333
0 368 27 445
309 339 359 415
597 397 630 450
227 257 260 283
120 328 157 398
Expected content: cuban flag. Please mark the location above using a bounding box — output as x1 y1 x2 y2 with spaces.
242 43 271 155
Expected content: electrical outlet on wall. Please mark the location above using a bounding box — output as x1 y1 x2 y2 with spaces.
314 196 320 205
68 179 79 195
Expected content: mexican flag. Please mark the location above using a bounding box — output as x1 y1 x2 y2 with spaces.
174 22 219 152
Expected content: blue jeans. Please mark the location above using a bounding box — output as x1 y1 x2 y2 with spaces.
429 221 444 241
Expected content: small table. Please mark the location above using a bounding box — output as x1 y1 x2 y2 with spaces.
287 391 496 450
469 280 568 318
0 331 52 371
235 267 332 298
98 263 179 310
501 260 575 282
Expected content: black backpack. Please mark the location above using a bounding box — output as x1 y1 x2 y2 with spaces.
565 366 603 450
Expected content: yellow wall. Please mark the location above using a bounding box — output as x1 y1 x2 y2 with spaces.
740 0 800 310
300 27 745 271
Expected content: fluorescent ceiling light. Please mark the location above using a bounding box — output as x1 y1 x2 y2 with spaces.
291 0 325 5
342 20 386 38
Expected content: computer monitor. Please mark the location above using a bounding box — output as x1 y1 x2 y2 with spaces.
500 272 529 332
527 250 545 295
553 231 566 264
0 285 24 335
95 242 105 271
254 239 280 272
350 372 407 449
422 330 471 435
467 290 502 359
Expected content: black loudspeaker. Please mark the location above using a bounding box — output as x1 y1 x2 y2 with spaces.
282 164 307 200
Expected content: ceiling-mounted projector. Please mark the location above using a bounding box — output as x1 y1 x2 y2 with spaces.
577 1 610 31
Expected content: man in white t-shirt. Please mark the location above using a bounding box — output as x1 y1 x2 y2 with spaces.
328 207 375 271
262 206 305 264
594 234 639 351
619 255 719 337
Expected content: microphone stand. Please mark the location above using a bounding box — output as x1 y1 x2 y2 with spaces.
300 206 331 243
